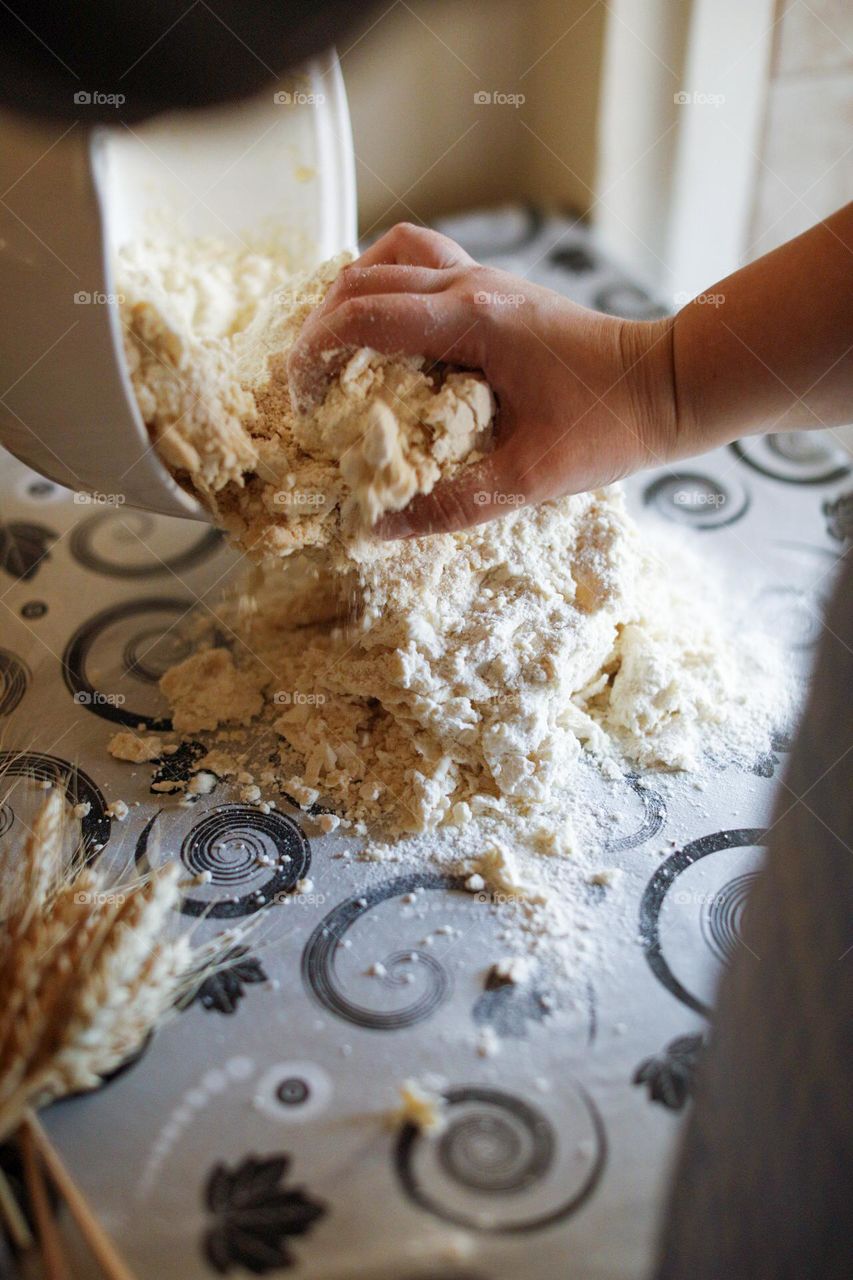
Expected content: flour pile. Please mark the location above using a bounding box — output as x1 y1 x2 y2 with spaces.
117 239 791 846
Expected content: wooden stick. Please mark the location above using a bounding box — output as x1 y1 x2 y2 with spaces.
18 1119 71 1280
0 1166 33 1252
22 1112 136 1280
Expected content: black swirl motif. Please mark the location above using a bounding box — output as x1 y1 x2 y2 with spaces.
730 433 850 486
302 872 464 1030
252 1061 334 1125
594 282 668 320
0 520 57 581
203 1154 325 1275
20 601 47 619
0 649 30 717
606 775 666 852
24 478 59 500
432 203 544 259
633 1032 706 1110
643 471 750 530
548 242 597 273
135 805 311 919
395 1084 606 1234
62 597 195 728
69 509 222 578
0 750 110 859
699 871 759 966
639 828 765 1016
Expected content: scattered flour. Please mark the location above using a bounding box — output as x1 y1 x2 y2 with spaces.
114 236 796 964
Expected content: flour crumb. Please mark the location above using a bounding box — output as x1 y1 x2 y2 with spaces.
108 731 163 763
159 648 264 734
392 1079 446 1134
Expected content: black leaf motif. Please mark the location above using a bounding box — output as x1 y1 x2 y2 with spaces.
472 980 551 1039
203 1153 325 1274
750 751 780 778
823 491 853 543
0 521 57 581
633 1033 706 1110
185 947 267 1015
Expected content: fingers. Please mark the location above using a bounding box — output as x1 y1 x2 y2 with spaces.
356 222 474 269
289 224 477 410
376 449 529 540
288 291 487 411
320 263 451 312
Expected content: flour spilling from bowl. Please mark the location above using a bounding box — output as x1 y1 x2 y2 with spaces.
116 238 795 967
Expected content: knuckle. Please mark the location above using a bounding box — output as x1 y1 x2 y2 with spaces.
335 294 372 334
331 263 363 296
394 220 425 240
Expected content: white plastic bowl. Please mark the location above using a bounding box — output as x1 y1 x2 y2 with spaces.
0 49 357 519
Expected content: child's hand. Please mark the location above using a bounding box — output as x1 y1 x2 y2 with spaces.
289 205 853 538
288 223 677 537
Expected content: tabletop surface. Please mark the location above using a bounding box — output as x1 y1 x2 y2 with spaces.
0 205 849 1280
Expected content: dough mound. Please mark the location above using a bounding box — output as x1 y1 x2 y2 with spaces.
117 238 789 839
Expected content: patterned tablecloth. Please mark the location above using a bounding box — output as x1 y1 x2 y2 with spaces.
0 206 849 1280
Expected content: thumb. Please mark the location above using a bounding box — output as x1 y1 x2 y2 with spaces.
376 450 526 539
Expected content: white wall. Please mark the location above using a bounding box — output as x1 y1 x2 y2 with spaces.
342 0 607 234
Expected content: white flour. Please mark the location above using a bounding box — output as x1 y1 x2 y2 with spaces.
116 238 795 966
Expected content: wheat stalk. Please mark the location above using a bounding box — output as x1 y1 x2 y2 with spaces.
0 786 221 1142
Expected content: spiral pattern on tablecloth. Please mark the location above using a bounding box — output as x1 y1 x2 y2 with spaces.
700 871 758 966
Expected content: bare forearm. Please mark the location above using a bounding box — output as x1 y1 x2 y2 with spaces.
671 203 853 456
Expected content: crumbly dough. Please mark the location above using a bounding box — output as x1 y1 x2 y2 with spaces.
108 731 164 763
159 648 264 734
119 242 494 559
117 237 789 842
393 1080 446 1133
